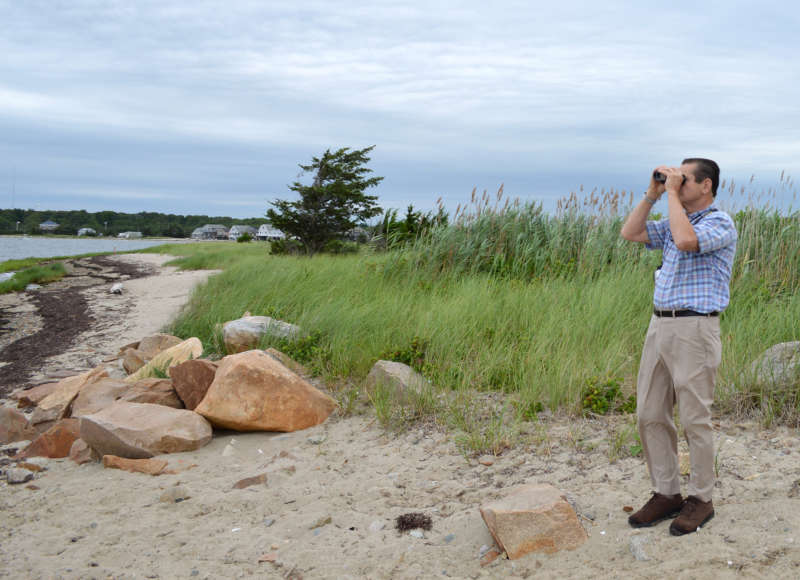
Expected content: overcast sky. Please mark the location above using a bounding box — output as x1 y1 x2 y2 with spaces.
2 0 798 218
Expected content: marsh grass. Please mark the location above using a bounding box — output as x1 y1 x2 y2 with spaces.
0 263 67 294
154 174 800 450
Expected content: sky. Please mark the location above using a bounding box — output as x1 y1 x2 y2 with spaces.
1 0 799 218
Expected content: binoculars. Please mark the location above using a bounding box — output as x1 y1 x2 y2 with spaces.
653 171 687 185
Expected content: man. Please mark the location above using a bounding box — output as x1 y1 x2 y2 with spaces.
620 158 737 536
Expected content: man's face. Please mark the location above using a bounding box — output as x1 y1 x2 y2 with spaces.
678 162 711 205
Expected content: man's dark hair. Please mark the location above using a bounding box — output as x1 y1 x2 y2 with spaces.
682 158 720 197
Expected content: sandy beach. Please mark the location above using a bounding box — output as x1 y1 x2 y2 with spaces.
2 254 800 579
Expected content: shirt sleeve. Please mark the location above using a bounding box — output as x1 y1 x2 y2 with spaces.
694 213 738 254
645 219 669 249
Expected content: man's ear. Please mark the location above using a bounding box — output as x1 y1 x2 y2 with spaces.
702 178 713 195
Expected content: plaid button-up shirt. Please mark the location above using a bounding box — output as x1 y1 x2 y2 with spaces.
645 205 737 313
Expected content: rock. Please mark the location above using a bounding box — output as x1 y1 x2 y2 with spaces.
480 548 502 567
409 530 425 539
19 419 81 459
222 316 303 354
233 473 267 489
80 401 212 458
10 382 60 408
25 284 42 291
122 348 147 374
365 360 429 402
160 485 190 503
137 333 184 360
263 518 276 527
264 348 308 376
369 520 385 532
110 282 123 294
125 338 203 382
102 454 168 475
70 379 132 418
29 366 110 426
750 342 800 388
120 378 183 408
0 407 38 444
479 484 588 559
6 467 34 484
195 350 336 432
478 455 495 466
307 434 326 445
69 439 97 464
168 359 218 410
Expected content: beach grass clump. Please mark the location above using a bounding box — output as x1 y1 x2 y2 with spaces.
0 263 67 294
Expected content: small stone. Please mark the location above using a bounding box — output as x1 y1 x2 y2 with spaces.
307 434 326 445
222 444 236 457
233 473 267 489
622 506 634 513
480 548 502 566
409 530 424 539
263 518 276 527
478 455 495 466
191 571 199 577
6 467 34 484
258 553 278 563
369 520 385 532
479 544 491 557
310 516 332 529
444 533 455 544
159 486 190 503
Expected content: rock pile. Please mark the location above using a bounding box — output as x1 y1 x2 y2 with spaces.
2 327 337 484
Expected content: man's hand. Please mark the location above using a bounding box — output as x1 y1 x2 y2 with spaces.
658 166 685 195
647 166 668 201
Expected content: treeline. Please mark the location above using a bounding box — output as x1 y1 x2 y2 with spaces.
0 208 267 237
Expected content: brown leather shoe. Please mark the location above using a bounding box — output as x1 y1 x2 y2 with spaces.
669 496 714 535
628 492 684 528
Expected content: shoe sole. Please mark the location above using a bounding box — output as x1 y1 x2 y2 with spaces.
669 510 715 536
628 508 682 528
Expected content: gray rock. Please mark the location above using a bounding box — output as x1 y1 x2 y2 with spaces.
109 283 123 294
25 284 42 291
751 342 800 388
307 434 326 445
263 517 276 527
222 316 303 353
409 530 425 539
365 360 430 402
6 467 34 484
479 544 491 557
444 533 456 544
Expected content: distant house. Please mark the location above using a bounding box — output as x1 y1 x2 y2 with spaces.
228 225 257 240
77 227 97 237
118 231 143 239
256 224 285 241
191 224 229 240
39 220 59 233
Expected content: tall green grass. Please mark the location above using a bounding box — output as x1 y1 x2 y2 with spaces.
0 263 67 294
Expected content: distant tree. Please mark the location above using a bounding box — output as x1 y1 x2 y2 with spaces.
266 146 383 255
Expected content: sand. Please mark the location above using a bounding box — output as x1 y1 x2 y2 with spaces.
2 254 800 579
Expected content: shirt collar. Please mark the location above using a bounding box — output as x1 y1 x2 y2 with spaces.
687 204 716 220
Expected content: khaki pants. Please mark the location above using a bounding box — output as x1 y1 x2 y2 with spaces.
636 314 722 502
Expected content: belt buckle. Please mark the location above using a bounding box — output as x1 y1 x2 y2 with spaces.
670 310 677 318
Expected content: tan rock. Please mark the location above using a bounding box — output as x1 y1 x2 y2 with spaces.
116 340 141 357
11 382 60 408
0 407 38 444
19 419 81 459
125 338 203 382
233 473 267 489
102 454 168 475
365 360 429 402
265 348 308 376
71 379 131 418
69 439 98 464
137 333 183 359
169 359 218 410
122 348 147 374
29 366 110 426
479 484 587 559
120 378 183 408
195 350 336 432
80 401 212 458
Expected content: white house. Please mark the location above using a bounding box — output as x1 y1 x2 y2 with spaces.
256 224 285 241
39 220 59 233
191 224 229 240
118 231 143 239
228 225 257 240
77 227 97 236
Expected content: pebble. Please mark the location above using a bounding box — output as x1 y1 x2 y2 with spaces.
221 444 236 457
369 520 385 532
443 534 455 544
479 544 491 557
409 530 424 539
307 435 326 445
263 518 276 527
478 455 495 466
26 284 42 291
6 467 34 484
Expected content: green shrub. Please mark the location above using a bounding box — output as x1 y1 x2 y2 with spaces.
236 232 253 243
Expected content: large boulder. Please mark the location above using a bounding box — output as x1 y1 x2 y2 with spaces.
365 360 429 402
194 350 336 432
19 419 81 459
480 484 588 559
169 359 218 410
29 366 110 427
10 382 61 408
125 338 203 382
222 316 302 354
0 407 38 444
120 378 183 408
80 401 212 458
750 342 800 387
71 379 132 418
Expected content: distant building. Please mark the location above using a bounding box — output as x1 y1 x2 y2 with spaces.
39 220 59 233
77 227 97 236
256 224 285 241
117 231 143 239
191 224 229 240
228 225 257 240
